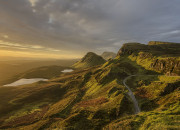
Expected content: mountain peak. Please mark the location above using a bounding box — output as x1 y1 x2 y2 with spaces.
73 52 106 68
81 52 97 61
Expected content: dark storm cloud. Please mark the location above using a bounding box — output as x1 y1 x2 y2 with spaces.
0 0 180 55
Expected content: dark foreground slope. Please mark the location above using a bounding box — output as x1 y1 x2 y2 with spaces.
0 65 133 129
73 52 106 69
0 42 179 130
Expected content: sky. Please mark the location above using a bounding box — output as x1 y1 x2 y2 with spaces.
0 0 180 59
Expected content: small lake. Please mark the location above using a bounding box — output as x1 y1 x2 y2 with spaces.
4 78 48 87
61 69 74 73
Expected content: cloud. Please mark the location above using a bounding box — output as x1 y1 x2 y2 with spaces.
0 49 80 59
2 35 8 39
29 0 39 7
0 0 180 57
0 40 65 53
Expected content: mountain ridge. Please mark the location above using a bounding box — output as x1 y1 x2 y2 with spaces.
117 42 180 75
0 41 179 129
73 52 106 68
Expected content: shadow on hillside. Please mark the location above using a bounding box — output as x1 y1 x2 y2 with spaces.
96 56 161 86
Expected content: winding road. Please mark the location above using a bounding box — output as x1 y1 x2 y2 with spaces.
123 74 180 114
123 75 141 114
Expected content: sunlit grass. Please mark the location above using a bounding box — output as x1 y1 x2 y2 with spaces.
158 75 180 83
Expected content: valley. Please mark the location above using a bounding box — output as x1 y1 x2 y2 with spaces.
1 1 180 129
0 59 78 86
0 41 179 130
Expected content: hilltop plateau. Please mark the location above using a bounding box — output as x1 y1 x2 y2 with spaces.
0 41 179 130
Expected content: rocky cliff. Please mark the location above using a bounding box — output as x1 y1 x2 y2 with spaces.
117 42 180 75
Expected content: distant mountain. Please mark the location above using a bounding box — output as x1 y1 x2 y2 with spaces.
73 52 106 68
0 41 180 130
101 52 116 60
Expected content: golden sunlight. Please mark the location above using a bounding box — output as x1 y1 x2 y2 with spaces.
0 49 81 59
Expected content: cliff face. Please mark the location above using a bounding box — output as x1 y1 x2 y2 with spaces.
0 42 179 130
117 42 180 75
150 58 180 76
117 43 149 56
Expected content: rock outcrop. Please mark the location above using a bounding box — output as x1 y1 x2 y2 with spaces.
117 42 180 75
150 58 180 75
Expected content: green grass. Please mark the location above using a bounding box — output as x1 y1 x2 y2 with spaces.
128 52 180 75
158 75 180 83
0 42 179 129
104 102 180 130
73 52 106 69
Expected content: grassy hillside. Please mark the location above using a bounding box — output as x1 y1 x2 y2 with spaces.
103 75 180 129
117 41 180 75
0 41 179 129
73 52 106 69
0 64 133 129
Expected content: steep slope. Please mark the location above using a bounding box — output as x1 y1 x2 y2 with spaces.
0 41 179 130
103 41 180 129
117 41 180 75
103 75 180 130
0 66 133 129
73 52 106 68
101 52 116 60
